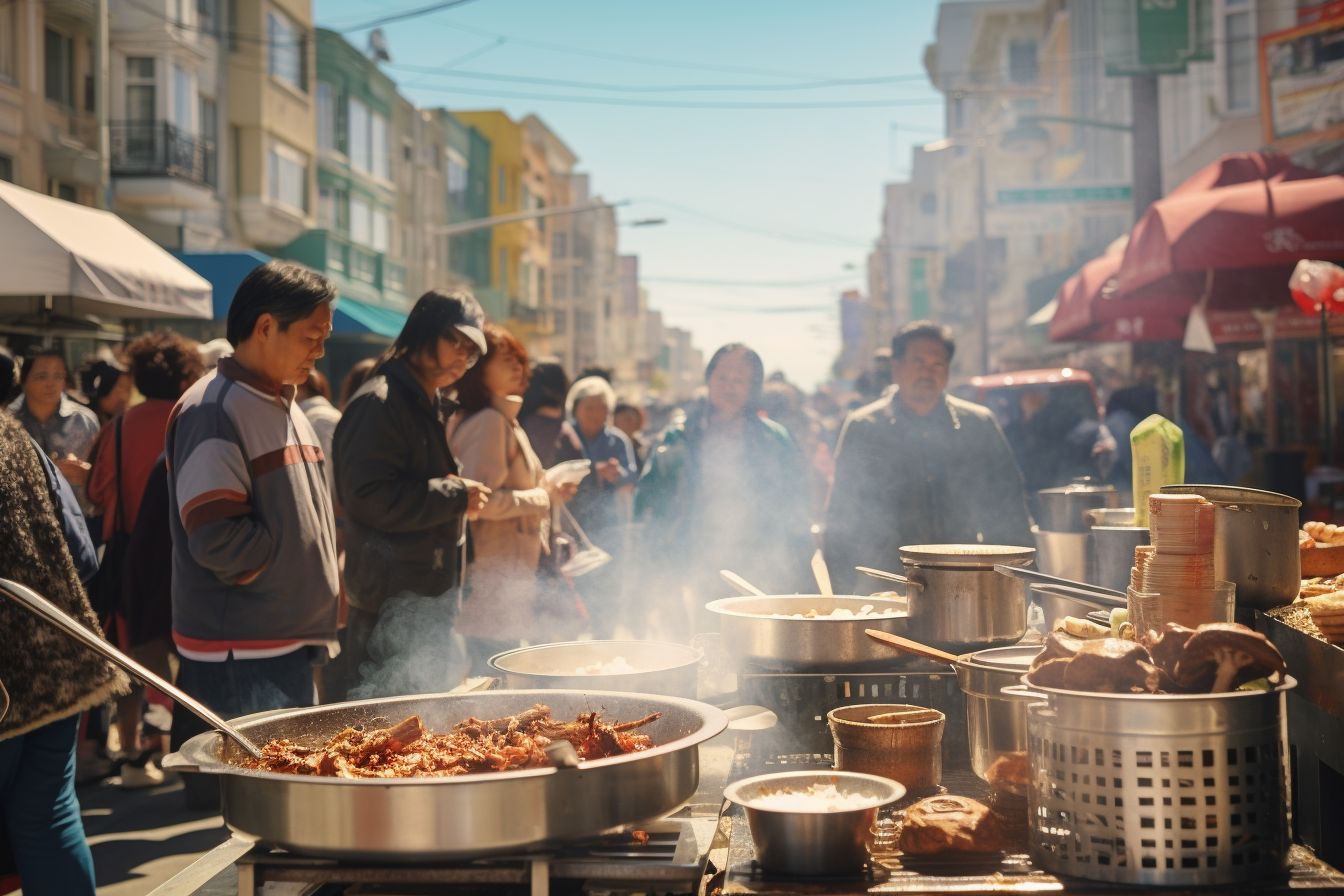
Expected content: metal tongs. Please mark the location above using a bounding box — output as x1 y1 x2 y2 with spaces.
0 577 265 759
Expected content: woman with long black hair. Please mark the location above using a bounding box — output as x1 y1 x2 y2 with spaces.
635 343 813 638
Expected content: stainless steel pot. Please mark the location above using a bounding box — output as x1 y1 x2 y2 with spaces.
167 690 728 861
1003 677 1295 887
1033 526 1089 581
724 771 905 875
704 595 914 671
1087 523 1149 593
488 641 701 698
1160 485 1302 610
891 545 1034 651
1037 479 1120 533
953 645 1040 784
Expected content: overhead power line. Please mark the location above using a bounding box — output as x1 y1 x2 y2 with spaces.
336 0 481 34
643 274 859 287
386 64 936 94
407 82 944 110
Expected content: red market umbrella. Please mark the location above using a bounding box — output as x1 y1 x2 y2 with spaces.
1117 152 1344 300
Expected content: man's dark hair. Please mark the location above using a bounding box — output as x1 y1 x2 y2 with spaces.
613 402 642 418
19 348 67 384
891 320 956 361
125 331 205 400
705 342 765 400
520 361 570 417
226 260 338 348
378 289 485 371
79 358 127 402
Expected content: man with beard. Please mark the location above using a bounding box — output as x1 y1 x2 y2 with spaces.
823 321 1033 592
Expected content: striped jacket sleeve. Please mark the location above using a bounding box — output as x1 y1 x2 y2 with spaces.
171 404 274 586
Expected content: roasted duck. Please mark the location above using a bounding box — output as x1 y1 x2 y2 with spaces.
244 704 660 778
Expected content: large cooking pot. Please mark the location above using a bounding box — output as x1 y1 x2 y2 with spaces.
168 690 727 861
1037 478 1120 533
1085 508 1149 593
1033 526 1088 581
1160 485 1301 610
953 645 1040 784
886 545 1034 651
488 640 701 698
704 595 914 671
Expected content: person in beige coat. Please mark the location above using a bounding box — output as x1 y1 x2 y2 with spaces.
450 324 576 672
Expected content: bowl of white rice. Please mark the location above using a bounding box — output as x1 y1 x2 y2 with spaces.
487 640 702 698
724 771 905 875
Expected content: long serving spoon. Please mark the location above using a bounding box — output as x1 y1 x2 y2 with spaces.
0 577 265 760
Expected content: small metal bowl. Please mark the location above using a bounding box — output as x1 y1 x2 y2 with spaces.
488 640 702 698
724 771 905 875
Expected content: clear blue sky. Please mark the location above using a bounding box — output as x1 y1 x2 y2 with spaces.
315 0 946 388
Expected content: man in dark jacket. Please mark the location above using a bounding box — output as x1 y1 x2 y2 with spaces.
332 290 490 699
824 321 1034 592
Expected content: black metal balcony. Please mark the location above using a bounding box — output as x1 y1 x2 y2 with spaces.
110 121 216 187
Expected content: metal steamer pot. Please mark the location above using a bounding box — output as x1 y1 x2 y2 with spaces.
167 690 728 861
883 544 1035 651
1003 678 1296 887
953 645 1041 784
1037 479 1121 533
1160 485 1302 611
705 595 914 670
488 641 702 699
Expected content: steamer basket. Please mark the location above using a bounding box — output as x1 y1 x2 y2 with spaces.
1003 678 1295 887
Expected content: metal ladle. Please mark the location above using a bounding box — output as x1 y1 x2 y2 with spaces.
0 577 265 759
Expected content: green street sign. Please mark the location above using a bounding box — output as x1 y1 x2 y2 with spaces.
997 185 1133 205
1102 0 1214 76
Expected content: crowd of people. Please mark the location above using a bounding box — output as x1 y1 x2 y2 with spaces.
0 259 1199 895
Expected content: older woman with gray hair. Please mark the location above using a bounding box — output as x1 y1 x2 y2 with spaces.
565 375 638 638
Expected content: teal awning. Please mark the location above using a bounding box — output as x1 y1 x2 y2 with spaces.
333 296 407 339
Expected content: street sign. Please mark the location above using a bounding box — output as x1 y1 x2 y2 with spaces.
996 185 1133 205
1102 0 1215 76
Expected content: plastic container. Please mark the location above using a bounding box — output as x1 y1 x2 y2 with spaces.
1131 415 1185 527
1127 581 1235 634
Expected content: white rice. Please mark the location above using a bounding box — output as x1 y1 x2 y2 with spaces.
750 783 878 813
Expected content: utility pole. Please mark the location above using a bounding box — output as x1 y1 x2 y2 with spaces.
94 0 110 210
1130 74 1162 220
975 137 989 376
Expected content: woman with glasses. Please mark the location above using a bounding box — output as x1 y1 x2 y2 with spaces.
330 290 492 699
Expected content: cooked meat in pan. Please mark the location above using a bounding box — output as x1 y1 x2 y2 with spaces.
244 704 660 778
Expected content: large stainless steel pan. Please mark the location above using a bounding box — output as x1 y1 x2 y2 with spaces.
488 640 702 698
705 595 916 670
167 690 727 861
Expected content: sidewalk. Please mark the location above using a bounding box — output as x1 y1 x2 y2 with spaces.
75 775 232 896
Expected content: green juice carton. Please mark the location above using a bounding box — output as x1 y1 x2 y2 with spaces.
1131 414 1185 527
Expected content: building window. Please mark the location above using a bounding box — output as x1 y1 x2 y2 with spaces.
371 110 389 180
371 208 388 252
173 64 193 132
497 164 506 205
0 0 16 83
351 247 376 283
267 10 303 91
0 155 12 182
350 194 371 245
267 142 306 211
126 57 155 122
325 238 344 272
552 231 567 258
552 270 568 300
348 97 368 170
498 246 507 288
44 29 74 107
199 95 216 141
316 82 335 151
57 182 77 202
446 148 467 202
1225 1 1255 112
553 309 567 336
1008 40 1038 84
197 0 215 34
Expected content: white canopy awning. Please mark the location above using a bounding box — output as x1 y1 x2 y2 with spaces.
0 180 212 320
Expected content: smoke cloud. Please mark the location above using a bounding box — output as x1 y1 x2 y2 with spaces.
350 593 470 699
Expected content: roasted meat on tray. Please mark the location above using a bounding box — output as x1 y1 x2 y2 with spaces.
243 703 660 778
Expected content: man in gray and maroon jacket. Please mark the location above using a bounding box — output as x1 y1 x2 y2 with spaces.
166 261 339 759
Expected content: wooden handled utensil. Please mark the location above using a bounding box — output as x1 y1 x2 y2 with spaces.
719 569 766 597
864 628 961 665
811 549 834 596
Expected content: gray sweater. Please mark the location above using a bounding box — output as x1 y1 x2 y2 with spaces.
166 359 339 654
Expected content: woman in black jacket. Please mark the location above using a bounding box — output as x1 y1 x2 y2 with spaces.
330 291 491 699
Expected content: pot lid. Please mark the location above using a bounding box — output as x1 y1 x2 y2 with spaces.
1159 484 1301 509
1038 477 1118 497
898 544 1036 568
961 644 1042 672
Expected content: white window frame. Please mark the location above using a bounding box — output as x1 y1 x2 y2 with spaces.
316 81 336 152
350 194 372 246
267 139 307 212
446 147 467 200
267 8 303 92
173 63 194 134
348 96 370 173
